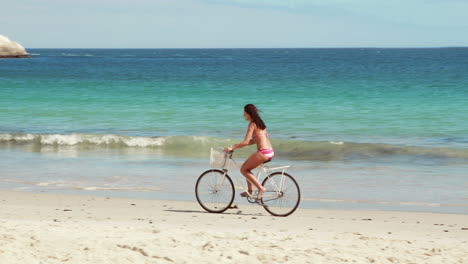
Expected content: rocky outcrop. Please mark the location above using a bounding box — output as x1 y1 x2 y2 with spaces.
0 35 29 58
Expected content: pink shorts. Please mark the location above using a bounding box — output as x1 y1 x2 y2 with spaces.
258 149 274 160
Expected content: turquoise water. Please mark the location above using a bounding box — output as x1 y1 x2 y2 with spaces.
1 48 467 213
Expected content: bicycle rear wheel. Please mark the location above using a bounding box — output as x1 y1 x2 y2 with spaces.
195 169 235 213
261 172 300 217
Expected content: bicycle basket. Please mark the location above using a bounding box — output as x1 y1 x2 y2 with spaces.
210 147 227 168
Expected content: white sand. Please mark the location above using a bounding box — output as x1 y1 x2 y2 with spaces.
0 190 467 263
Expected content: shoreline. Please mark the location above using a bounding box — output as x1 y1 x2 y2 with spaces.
1 190 467 263
1 144 467 216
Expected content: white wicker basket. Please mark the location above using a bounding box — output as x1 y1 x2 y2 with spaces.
210 147 227 168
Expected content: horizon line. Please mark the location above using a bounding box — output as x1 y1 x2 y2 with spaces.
26 46 468 49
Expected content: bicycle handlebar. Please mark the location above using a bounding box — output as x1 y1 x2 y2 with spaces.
225 148 234 159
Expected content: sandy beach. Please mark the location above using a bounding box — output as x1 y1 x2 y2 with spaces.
0 191 466 263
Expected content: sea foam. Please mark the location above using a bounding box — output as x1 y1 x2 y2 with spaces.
1 132 468 162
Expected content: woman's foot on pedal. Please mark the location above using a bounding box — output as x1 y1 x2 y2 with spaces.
256 187 266 200
240 190 253 197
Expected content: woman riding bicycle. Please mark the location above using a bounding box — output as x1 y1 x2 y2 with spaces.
225 104 274 200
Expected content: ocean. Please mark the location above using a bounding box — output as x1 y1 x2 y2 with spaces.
1 48 467 214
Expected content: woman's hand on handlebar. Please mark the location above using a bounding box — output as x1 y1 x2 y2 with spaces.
225 146 234 153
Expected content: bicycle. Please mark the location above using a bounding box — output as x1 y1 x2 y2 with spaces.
195 148 301 217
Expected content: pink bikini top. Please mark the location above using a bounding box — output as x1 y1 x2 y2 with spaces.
252 131 269 139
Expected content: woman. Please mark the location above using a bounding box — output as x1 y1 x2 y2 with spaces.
225 104 274 200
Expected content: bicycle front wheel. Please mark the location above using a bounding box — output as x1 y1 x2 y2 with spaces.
261 172 301 217
195 169 235 213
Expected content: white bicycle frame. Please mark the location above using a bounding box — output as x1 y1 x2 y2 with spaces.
220 152 290 199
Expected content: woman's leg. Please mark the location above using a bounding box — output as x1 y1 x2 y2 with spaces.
240 152 268 197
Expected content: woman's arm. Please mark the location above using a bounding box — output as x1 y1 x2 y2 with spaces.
226 123 255 152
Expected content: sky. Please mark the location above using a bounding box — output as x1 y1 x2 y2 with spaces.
1 0 467 48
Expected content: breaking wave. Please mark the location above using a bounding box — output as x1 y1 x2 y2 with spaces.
1 132 468 161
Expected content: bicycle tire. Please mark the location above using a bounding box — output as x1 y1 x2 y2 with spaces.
195 169 235 213
261 172 301 217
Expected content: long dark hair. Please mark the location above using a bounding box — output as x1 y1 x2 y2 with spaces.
244 104 266 130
